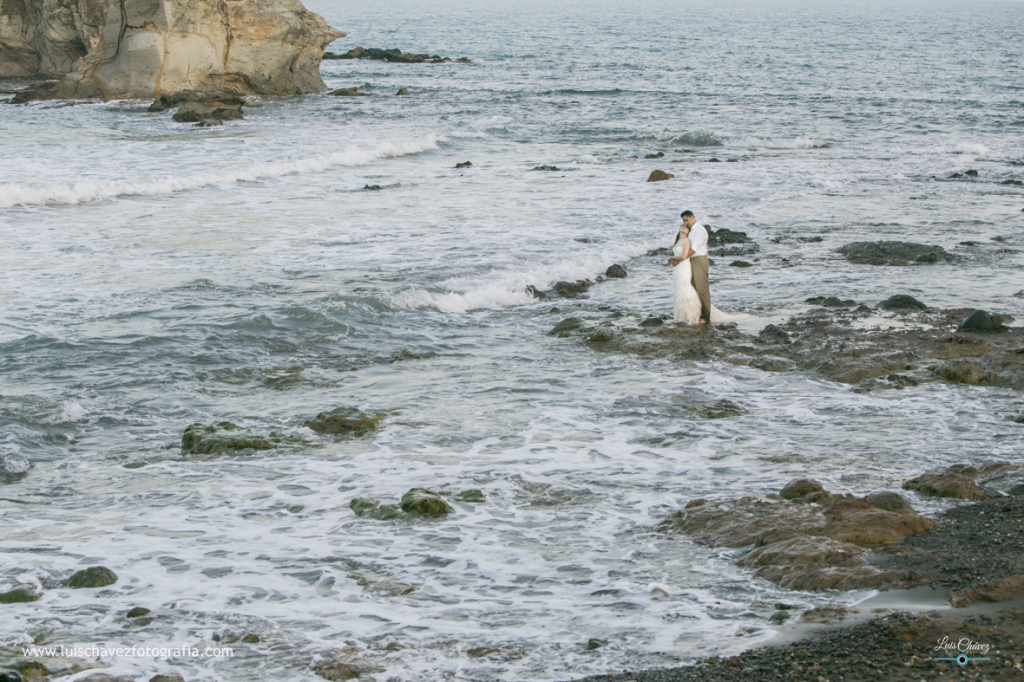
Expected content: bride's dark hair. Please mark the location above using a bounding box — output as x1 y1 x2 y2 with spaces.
673 224 689 246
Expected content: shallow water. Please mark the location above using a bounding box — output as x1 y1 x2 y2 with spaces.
2 0 1024 679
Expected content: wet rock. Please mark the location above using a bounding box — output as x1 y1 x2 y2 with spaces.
958 309 1013 332
730 261 753 267
902 465 998 500
551 280 592 298
313 657 383 681
806 296 856 308
349 498 403 520
126 607 151 618
172 98 243 124
7 81 59 104
362 185 382 191
779 479 826 501
327 47 460 63
863 491 915 514
880 294 927 311
455 489 485 503
525 284 546 299
396 87 410 96
467 647 501 658
305 408 380 436
0 585 42 603
585 638 607 650
707 227 751 247
836 241 956 265
181 422 273 455
149 675 185 682
799 604 850 623
965 169 979 177
737 536 891 591
950 575 1024 608
65 566 117 588
605 264 627 278
934 358 990 385
455 161 472 169
757 324 790 344
768 610 789 624
645 152 664 159
550 317 583 336
751 356 796 372
974 461 1024 495
646 170 674 182
0 454 31 483
639 317 663 328
532 165 560 171
400 488 453 516
328 87 370 97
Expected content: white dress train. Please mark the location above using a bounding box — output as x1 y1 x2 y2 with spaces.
672 243 732 324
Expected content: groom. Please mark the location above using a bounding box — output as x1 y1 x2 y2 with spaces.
680 210 710 324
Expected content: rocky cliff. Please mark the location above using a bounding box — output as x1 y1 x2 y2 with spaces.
0 0 344 99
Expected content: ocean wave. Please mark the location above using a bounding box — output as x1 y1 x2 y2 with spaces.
470 115 514 131
42 401 88 425
390 242 654 314
726 136 831 149
674 131 724 147
0 135 447 208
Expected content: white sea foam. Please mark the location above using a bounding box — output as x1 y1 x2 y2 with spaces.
44 400 87 424
471 115 514 131
0 135 447 208
727 136 830 149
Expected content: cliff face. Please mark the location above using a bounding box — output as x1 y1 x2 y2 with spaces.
0 0 344 98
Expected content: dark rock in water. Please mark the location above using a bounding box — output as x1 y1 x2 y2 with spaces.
605 264 627 278
126 607 151 618
455 489 485 503
328 87 370 97
965 169 979 176
327 46 460 63
550 318 583 336
171 97 244 124
646 170 674 182
639 317 663 327
182 422 273 455
551 280 592 297
396 87 410 96
958 309 1012 332
362 184 382 191
730 261 753 267
707 227 751 247
1003 179 1024 186
806 296 855 308
935 358 990 385
707 157 721 162
532 165 560 171
65 566 117 588
903 466 998 500
863 491 914 514
836 241 956 265
751 356 796 372
150 675 185 682
455 161 472 168
949 172 964 178
757 324 791 344
306 408 380 436
798 236 824 242
457 57 472 63
0 454 31 483
0 671 22 682
585 638 607 650
780 479 826 501
768 610 790 624
880 294 927 311
682 399 745 419
525 285 546 299
648 246 673 257
350 498 403 520
0 585 42 603
645 152 664 159
400 488 453 516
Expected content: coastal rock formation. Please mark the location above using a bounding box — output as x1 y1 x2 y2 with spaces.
646 170 674 182
903 462 1024 500
1 0 344 100
65 566 117 588
660 481 936 591
305 407 380 436
836 241 956 266
181 422 272 455
322 46 470 63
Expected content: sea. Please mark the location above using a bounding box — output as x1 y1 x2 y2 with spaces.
1 0 1023 679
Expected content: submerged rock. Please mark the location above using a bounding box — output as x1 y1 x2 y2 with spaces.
171 98 244 124
65 566 117 588
0 585 42 603
605 264 627 278
646 170 674 182
400 488 453 516
350 498 403 520
455 161 472 169
550 280 593 298
836 241 956 266
707 227 751 247
328 87 370 97
680 399 745 419
305 408 380 436
181 422 273 455
0 454 31 483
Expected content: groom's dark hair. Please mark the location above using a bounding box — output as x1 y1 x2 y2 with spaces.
680 210 694 218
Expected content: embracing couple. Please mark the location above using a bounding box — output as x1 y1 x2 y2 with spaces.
668 210 728 325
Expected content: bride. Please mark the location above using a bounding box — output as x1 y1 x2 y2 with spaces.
669 224 730 324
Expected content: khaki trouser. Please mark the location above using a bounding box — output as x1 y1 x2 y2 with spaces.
689 255 710 322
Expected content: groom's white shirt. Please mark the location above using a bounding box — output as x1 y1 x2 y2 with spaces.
688 222 709 257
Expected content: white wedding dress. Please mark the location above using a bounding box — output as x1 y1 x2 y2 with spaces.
672 242 731 324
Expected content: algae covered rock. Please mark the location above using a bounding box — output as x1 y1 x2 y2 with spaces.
181 422 273 455
903 466 999 500
400 488 453 516
0 584 43 603
65 566 117 588
306 408 380 436
455 489 485 503
350 498 403 520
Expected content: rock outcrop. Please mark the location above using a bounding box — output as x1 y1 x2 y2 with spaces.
1 0 344 100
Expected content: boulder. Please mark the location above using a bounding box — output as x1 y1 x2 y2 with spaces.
730 261 753 268
934 358 990 385
836 241 956 266
181 422 273 455
305 408 380 436
681 399 745 419
880 294 927 311
605 264 627 278
454 489 485 502
0 454 31 483
863 491 915 514
751 356 796 372
171 99 243 124
328 87 370 97
396 87 409 96
958 309 1013 332
645 152 664 159
65 566 117 588
807 296 855 308
647 170 674 182
707 227 750 247
455 161 472 169
2 0 344 99
902 466 998 500
0 585 42 603
327 46 456 63
639 317 663 327
549 317 583 336
400 488 453 516
350 498 403 520
949 575 1024 608
779 479 826 501
551 280 592 298
532 165 560 171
